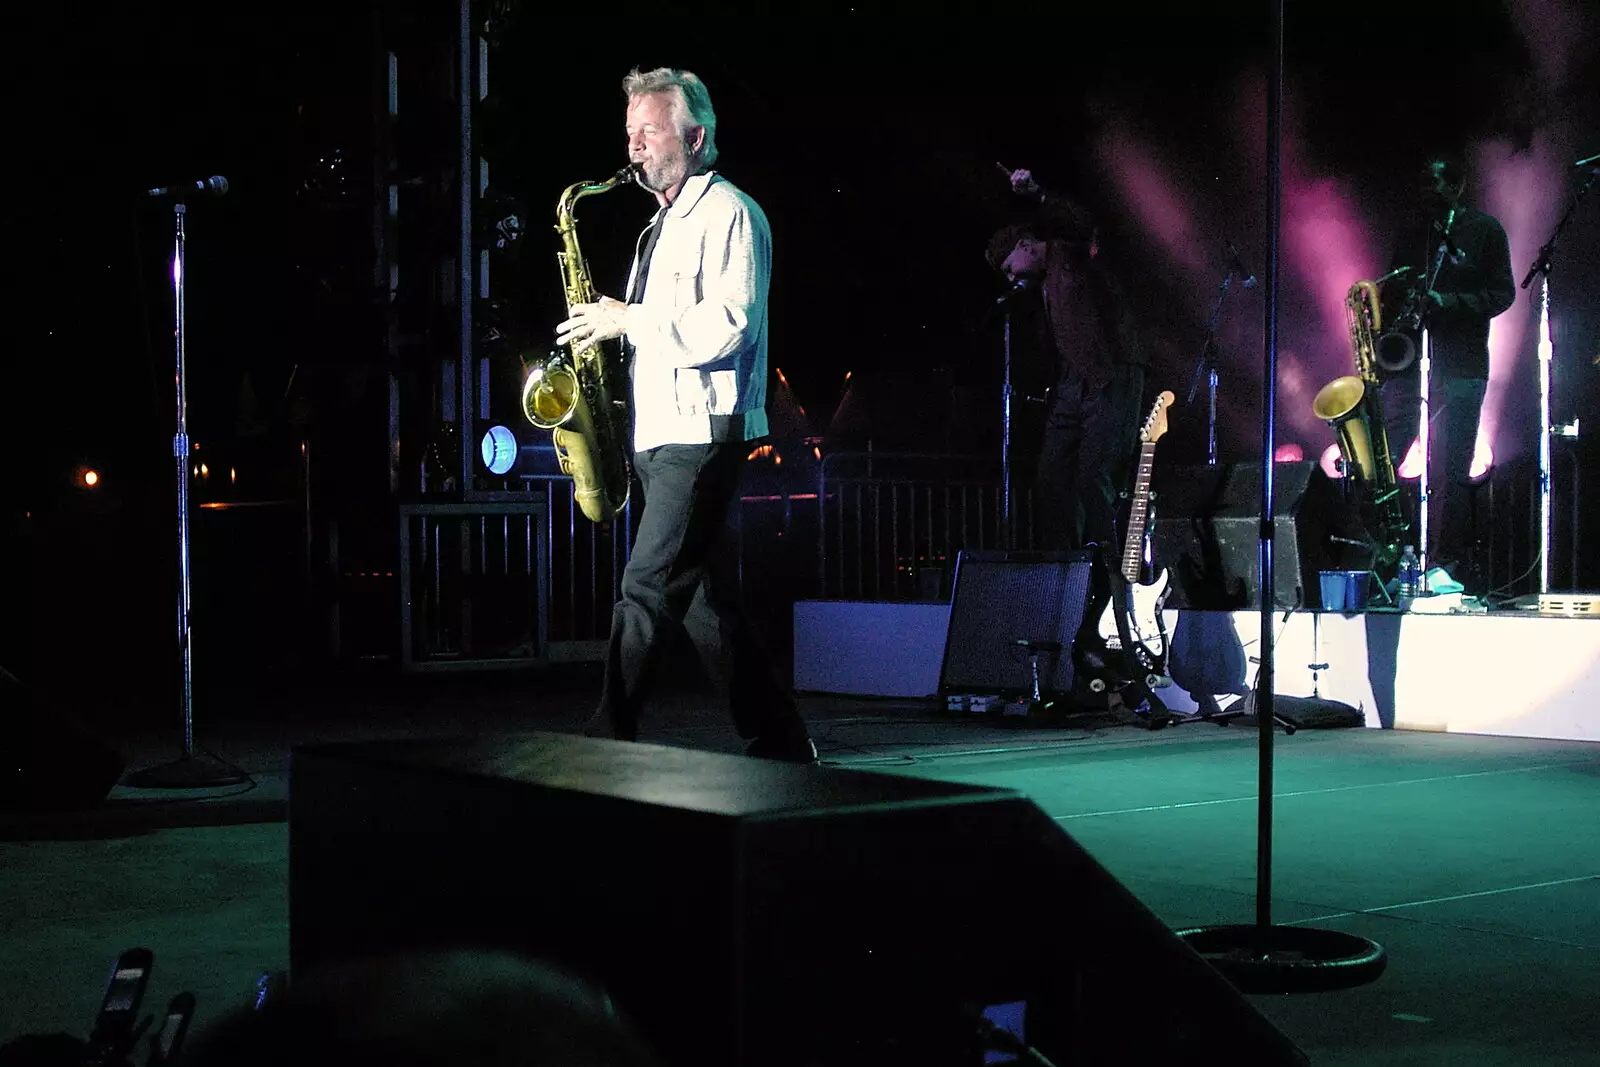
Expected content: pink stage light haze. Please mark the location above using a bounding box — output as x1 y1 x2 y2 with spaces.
1474 134 1564 465
1279 116 1382 453
1509 0 1586 93
1095 122 1209 277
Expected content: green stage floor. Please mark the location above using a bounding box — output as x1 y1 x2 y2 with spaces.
3 670 1597 1065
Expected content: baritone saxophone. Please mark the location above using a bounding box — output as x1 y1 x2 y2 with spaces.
1311 279 1411 567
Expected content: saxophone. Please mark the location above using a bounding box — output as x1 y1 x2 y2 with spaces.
521 165 636 523
1312 280 1411 569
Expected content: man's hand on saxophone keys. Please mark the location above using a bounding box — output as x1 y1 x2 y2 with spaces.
556 295 628 349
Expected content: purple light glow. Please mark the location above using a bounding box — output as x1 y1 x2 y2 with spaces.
1095 122 1209 277
1509 0 1586 93
1474 134 1565 465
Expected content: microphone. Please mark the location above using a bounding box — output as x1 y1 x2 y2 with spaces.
1574 151 1600 169
144 176 229 199
1225 241 1257 288
995 277 1034 306
1435 207 1465 265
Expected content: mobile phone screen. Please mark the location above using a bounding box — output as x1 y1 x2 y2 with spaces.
102 966 146 1014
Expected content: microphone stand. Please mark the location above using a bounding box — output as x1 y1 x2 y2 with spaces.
1519 160 1597 595
126 202 248 789
1003 301 1015 550
994 281 1030 550
1176 0 1386 995
1186 265 1251 467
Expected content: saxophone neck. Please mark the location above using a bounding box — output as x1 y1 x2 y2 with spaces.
557 165 638 218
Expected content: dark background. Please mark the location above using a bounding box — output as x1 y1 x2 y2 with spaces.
5 2 1598 728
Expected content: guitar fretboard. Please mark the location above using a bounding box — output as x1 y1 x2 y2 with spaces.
1120 439 1157 583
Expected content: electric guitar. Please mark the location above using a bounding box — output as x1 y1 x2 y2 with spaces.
1092 391 1175 686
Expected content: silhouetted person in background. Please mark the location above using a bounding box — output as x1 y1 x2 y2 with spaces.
182 950 662 1067
1378 150 1514 595
986 167 1147 553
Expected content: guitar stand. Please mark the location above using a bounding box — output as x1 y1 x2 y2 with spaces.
1101 565 1181 731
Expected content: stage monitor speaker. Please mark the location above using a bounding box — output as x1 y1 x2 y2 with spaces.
938 550 1095 696
290 735 1307 1067
1149 460 1367 611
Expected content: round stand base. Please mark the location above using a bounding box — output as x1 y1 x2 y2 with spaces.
1176 924 1386 993
124 754 249 790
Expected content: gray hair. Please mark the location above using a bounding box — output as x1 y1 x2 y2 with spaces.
622 67 719 167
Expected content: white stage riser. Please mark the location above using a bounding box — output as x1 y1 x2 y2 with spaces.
792 601 1600 744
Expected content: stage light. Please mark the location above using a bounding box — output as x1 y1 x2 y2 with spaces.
1397 438 1423 480
1393 436 1493 482
1274 443 1303 463
1469 437 1494 483
480 424 517 475
199 463 209 477
1319 443 1344 479
83 469 100 488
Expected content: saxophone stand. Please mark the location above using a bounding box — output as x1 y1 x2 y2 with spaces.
1328 533 1395 610
125 200 248 790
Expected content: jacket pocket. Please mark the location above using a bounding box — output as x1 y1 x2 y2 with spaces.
673 271 700 308
673 368 739 415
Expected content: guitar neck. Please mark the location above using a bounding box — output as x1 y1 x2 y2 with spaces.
1120 440 1157 582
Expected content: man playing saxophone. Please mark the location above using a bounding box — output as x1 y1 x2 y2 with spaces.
1377 151 1514 596
556 67 816 762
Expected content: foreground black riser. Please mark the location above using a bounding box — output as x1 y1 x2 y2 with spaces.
290 734 1306 1067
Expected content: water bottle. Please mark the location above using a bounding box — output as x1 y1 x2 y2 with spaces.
1396 545 1420 611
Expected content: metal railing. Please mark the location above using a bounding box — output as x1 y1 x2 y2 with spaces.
379 447 1552 673
817 451 1032 602
398 500 550 671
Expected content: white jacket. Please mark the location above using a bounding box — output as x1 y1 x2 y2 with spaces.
622 171 771 452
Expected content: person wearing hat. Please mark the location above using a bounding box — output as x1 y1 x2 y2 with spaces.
986 168 1148 552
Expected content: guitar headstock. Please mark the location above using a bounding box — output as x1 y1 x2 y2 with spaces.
1140 390 1176 444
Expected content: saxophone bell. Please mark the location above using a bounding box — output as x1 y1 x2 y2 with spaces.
1312 375 1376 479
520 348 580 430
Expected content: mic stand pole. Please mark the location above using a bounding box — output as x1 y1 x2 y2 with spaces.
1519 161 1597 595
126 202 248 789
999 296 1017 550
1186 267 1245 467
1176 0 1386 994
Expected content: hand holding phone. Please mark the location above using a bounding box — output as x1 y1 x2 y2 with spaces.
147 992 196 1066
88 948 154 1060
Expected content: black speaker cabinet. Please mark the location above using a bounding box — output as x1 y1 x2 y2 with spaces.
939 550 1095 697
290 735 1307 1067
1149 461 1368 611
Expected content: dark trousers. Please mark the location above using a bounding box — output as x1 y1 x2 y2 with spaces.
596 439 803 743
1034 363 1145 552
1380 369 1488 585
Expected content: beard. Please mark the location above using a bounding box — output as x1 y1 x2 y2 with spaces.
638 150 693 193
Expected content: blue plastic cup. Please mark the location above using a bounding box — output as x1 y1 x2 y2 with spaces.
1319 571 1348 612
1344 570 1371 611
